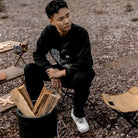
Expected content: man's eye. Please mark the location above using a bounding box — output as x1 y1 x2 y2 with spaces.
58 18 64 21
66 13 70 18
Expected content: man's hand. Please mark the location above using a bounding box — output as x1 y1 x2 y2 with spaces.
51 78 62 92
46 68 66 79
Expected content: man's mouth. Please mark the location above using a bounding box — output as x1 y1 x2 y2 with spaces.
65 24 71 29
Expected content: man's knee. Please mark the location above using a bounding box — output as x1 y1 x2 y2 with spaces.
24 63 40 79
73 71 92 88
24 63 38 74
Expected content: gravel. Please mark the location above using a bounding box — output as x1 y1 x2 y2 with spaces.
0 0 138 137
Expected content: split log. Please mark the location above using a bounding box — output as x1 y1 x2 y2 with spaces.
34 93 49 116
33 86 51 114
36 94 60 116
11 88 35 117
48 94 60 114
18 84 33 110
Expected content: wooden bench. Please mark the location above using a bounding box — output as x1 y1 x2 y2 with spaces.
0 65 24 84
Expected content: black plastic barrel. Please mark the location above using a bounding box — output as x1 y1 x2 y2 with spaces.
16 108 57 138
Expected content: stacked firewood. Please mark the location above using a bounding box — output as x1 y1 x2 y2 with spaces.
11 85 60 117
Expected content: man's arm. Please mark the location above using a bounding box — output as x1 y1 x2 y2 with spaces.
33 29 52 71
66 30 93 76
46 68 66 79
46 68 66 92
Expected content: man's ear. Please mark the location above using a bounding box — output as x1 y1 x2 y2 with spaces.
49 19 54 25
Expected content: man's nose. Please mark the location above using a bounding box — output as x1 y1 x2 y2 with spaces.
64 17 69 24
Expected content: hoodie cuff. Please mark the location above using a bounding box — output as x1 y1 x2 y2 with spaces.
43 65 51 72
65 68 72 77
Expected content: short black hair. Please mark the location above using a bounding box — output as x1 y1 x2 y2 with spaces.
45 0 68 19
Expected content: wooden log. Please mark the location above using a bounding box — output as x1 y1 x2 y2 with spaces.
37 86 48 99
11 88 35 117
33 86 51 114
36 94 60 116
48 94 60 114
18 84 33 110
33 93 49 115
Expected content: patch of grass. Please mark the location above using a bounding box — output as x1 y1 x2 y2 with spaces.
125 4 134 12
131 17 138 22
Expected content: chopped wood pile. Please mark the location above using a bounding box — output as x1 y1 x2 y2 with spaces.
11 85 60 117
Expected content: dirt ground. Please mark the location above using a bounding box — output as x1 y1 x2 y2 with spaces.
0 0 138 137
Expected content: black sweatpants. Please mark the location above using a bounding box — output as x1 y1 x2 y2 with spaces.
24 63 95 117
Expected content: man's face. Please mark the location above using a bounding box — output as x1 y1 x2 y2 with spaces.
49 8 71 36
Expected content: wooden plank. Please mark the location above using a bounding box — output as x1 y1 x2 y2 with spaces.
18 85 33 110
33 86 51 114
0 93 15 113
0 65 24 84
36 94 60 116
11 88 35 117
0 41 20 54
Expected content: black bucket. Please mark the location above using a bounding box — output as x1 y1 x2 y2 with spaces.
16 108 57 138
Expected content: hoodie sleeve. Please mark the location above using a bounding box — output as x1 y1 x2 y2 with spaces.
65 30 93 76
33 29 52 71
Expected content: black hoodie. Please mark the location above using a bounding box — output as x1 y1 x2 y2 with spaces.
33 23 94 76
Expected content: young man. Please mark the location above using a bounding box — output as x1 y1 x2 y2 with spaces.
24 0 95 133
